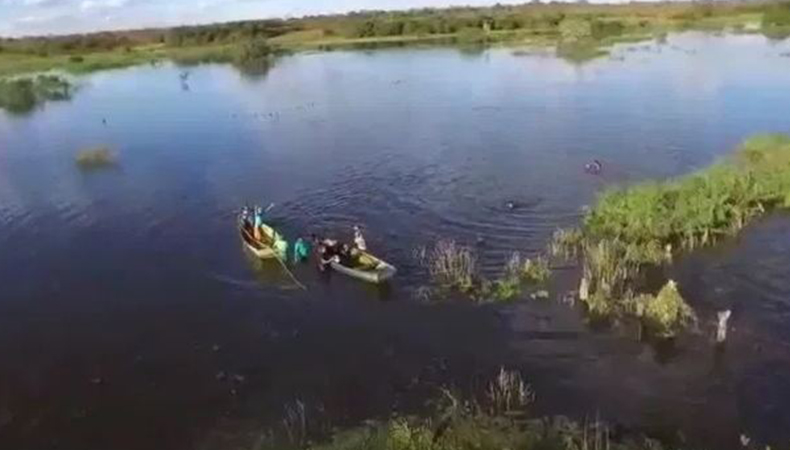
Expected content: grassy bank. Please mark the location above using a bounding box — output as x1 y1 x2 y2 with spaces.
0 1 785 76
554 134 790 334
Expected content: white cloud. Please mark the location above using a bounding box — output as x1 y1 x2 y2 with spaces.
80 0 128 10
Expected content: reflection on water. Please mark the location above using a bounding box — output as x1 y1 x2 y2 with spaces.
1 32 790 450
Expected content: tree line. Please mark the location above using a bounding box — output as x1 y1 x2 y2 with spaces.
1 1 787 56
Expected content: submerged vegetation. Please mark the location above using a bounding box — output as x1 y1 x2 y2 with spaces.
0 1 787 76
554 134 790 334
415 240 551 303
75 146 116 169
0 75 72 114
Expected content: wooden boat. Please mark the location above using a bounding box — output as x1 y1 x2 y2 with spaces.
238 217 281 260
330 249 397 284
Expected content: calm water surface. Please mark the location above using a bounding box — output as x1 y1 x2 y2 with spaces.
2 32 790 449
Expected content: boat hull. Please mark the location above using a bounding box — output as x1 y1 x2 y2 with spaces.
238 221 279 260
330 251 397 284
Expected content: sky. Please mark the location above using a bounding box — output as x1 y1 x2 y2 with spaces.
0 0 553 37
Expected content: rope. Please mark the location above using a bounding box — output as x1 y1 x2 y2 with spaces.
239 219 306 291
274 252 307 291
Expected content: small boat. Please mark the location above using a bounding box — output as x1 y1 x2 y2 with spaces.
330 250 397 284
238 217 281 260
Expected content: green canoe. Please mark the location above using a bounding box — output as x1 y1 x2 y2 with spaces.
330 250 397 284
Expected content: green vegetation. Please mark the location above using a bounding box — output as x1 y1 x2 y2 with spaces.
0 1 784 76
0 74 72 114
761 2 790 37
554 134 790 334
259 369 667 450
75 146 116 169
415 241 551 303
415 240 477 294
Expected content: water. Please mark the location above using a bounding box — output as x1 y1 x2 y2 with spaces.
1 32 790 449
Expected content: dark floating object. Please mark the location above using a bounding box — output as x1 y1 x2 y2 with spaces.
584 159 603 175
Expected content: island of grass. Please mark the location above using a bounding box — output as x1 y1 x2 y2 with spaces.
75 146 117 170
0 1 788 77
553 134 790 335
0 74 73 114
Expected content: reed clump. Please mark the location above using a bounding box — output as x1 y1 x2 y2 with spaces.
555 134 790 334
75 146 116 169
416 242 551 303
416 240 478 294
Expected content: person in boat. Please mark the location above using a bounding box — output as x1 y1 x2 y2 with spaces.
293 238 311 263
240 206 254 235
317 242 339 272
338 243 355 266
353 225 367 251
253 206 264 241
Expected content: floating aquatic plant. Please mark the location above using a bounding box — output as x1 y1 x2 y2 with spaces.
75 146 116 169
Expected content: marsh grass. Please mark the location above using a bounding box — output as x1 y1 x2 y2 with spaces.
416 241 552 303
485 367 533 416
556 134 790 333
304 368 663 450
75 146 116 169
415 240 478 293
282 400 308 447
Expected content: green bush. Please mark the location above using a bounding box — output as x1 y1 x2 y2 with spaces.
637 280 696 337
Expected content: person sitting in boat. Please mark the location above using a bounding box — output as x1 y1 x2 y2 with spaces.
338 243 355 266
353 225 367 251
317 243 340 272
293 238 311 263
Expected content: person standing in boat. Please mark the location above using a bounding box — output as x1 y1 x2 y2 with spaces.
240 206 250 226
353 225 367 251
253 206 264 241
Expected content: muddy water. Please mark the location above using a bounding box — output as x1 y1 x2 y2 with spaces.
1 32 790 449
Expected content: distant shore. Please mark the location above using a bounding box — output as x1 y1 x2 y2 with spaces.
1 1 786 76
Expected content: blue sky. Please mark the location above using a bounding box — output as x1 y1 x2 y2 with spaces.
0 0 542 37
